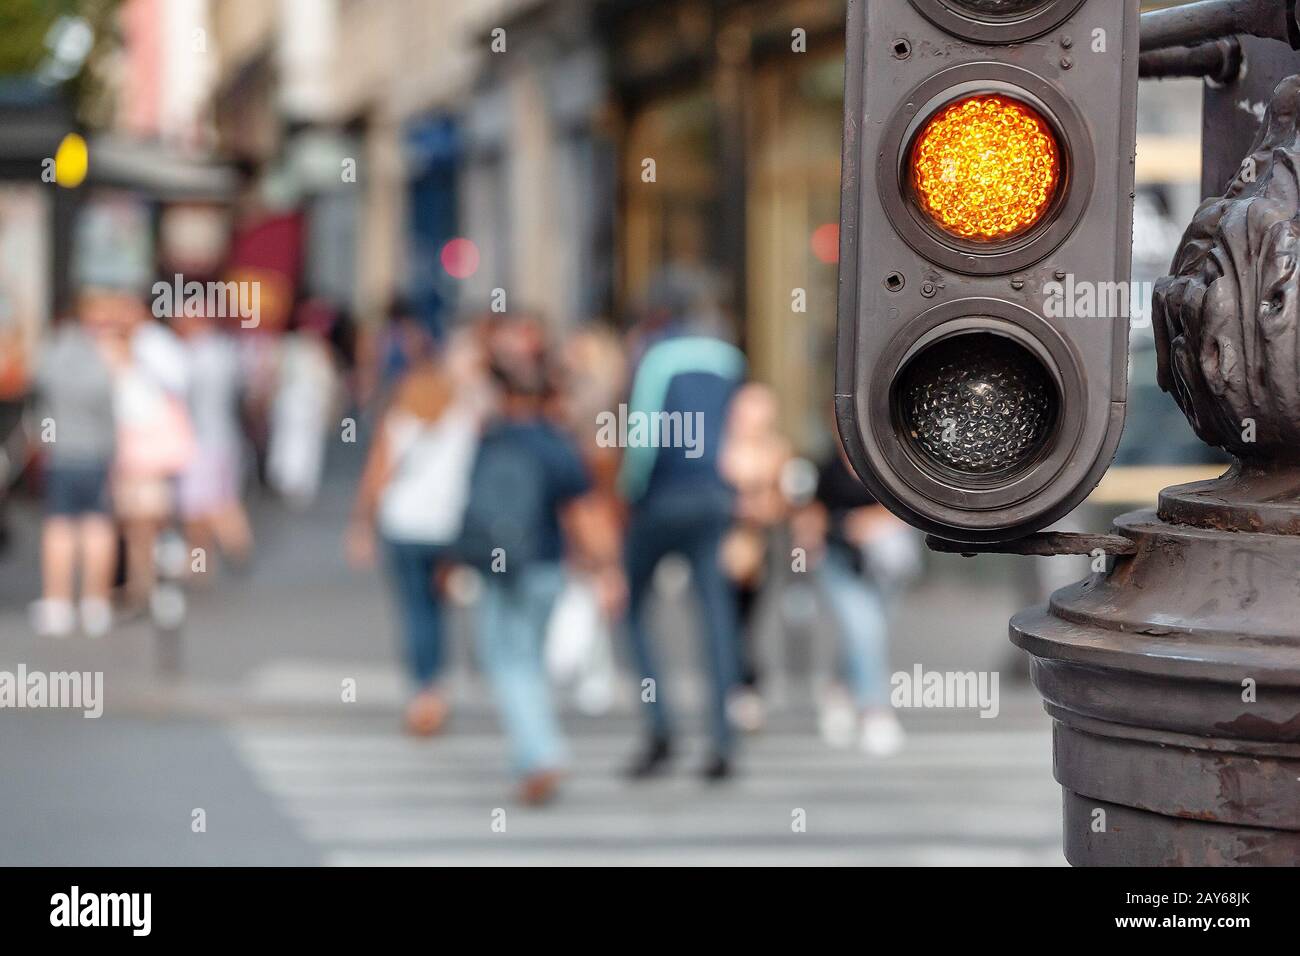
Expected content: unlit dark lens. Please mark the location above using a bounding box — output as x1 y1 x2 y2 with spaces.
897 333 1056 478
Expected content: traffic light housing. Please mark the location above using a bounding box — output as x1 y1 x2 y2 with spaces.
836 0 1139 542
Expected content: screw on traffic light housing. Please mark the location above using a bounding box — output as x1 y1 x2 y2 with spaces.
835 0 1140 543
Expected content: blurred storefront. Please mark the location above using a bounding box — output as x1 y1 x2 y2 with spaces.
404 116 460 332
603 0 846 454
82 0 233 294
0 82 69 400
1 0 234 334
458 0 614 326
206 0 583 331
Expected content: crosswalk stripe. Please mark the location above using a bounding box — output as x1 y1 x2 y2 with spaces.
257 778 1061 803
234 729 1050 751
228 716 1061 865
326 845 1067 867
298 813 1062 845
236 754 1051 777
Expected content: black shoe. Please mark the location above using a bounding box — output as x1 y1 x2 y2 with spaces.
699 753 733 783
626 736 673 780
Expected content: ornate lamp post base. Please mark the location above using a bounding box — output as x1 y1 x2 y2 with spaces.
1012 465 1300 865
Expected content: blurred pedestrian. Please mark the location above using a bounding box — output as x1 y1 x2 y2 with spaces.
792 438 906 757
0 277 32 553
620 269 746 781
544 325 628 714
112 294 195 614
175 310 252 575
456 315 598 805
267 299 338 510
359 297 436 411
29 290 119 637
718 382 793 733
347 326 488 736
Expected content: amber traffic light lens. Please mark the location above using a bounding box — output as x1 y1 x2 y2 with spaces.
909 93 1061 243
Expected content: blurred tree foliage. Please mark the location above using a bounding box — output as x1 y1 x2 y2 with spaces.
0 0 80 76
0 0 122 125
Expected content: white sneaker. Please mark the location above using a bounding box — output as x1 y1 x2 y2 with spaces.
79 598 112 638
30 599 75 638
860 709 906 758
817 688 859 749
150 583 187 631
727 687 767 734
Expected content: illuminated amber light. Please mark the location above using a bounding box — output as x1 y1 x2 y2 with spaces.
910 94 1061 243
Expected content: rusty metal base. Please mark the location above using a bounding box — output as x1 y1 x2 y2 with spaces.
1011 467 1300 866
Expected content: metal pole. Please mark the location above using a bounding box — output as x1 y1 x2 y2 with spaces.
1009 73 1300 865
1139 0 1298 52
1138 37 1243 82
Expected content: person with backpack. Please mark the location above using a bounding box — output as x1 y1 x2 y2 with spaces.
619 269 747 782
456 314 602 806
347 327 486 735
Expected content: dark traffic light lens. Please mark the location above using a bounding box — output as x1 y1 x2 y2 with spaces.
897 332 1056 478
944 0 1054 16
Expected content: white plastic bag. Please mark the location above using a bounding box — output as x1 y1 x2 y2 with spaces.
545 575 616 714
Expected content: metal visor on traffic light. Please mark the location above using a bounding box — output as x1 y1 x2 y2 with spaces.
835 0 1138 542
909 0 1088 44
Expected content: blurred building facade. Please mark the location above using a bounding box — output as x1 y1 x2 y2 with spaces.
201 0 845 442
0 0 1212 460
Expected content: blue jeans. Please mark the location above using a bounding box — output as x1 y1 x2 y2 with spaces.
819 553 891 710
625 490 740 756
45 462 112 517
477 563 567 775
384 539 448 687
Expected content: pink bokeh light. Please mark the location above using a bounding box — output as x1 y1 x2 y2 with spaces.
440 237 480 279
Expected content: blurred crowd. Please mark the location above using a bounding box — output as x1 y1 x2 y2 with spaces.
0 267 922 806
7 283 345 638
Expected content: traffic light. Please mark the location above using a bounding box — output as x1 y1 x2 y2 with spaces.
836 0 1139 542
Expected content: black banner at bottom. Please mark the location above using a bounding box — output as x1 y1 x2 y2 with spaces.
0 865 1290 941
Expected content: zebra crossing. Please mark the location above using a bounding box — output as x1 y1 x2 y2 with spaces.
229 710 1067 866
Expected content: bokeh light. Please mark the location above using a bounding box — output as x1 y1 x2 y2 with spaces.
909 94 1060 243
54 132 88 188
440 237 480 279
810 222 839 264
